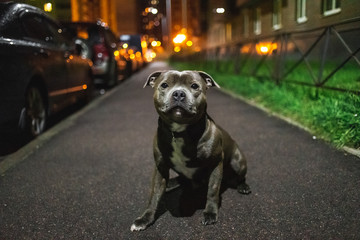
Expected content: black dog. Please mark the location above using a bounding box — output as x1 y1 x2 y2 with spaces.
131 70 250 231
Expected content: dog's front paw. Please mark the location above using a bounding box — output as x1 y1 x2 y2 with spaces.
237 183 251 195
130 211 154 232
202 212 218 225
130 218 150 232
130 221 146 232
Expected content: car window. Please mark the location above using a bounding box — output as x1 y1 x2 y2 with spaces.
21 15 53 43
0 18 24 39
44 19 71 48
21 14 71 49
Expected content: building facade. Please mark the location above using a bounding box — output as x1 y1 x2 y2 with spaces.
71 0 118 34
169 0 206 52
207 0 360 47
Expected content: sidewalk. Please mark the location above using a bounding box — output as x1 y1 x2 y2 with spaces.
0 62 359 239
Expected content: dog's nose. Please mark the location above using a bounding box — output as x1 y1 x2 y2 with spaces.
172 90 186 102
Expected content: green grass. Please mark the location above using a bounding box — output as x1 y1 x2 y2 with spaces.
170 60 360 149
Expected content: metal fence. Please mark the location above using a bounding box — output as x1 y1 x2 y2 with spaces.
182 17 360 95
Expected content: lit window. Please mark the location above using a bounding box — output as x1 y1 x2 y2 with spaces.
272 0 282 30
254 8 261 35
226 23 232 41
323 0 341 16
296 0 308 23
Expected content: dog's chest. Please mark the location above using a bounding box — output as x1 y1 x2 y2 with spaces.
170 137 198 179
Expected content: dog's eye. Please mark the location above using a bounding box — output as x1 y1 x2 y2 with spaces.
191 83 199 90
160 83 168 89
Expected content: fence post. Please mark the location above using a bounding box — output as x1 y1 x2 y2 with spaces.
317 27 331 86
273 33 288 84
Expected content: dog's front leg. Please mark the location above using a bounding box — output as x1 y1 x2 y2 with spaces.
202 160 223 225
131 163 168 231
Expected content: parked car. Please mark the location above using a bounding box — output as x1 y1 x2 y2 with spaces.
62 21 129 87
0 2 93 138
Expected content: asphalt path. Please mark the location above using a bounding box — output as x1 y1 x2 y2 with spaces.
0 62 359 239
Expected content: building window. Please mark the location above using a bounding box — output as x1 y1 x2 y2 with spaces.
254 8 261 35
323 0 341 16
296 0 307 23
273 0 282 30
226 23 232 41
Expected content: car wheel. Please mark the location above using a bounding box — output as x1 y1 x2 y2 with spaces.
25 86 47 137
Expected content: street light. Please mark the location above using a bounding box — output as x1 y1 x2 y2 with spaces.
255 42 278 55
173 34 186 44
215 8 225 14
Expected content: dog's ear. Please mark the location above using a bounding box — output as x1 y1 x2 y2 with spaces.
144 71 162 88
198 71 220 89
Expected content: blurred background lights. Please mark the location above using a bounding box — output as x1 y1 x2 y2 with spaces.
255 42 278 55
135 51 142 58
145 7 158 15
151 8 158 14
151 40 162 47
260 46 269 53
215 8 225 14
173 34 186 44
44 2 52 12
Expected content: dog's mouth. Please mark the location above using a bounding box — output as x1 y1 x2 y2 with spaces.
166 105 195 120
171 106 189 117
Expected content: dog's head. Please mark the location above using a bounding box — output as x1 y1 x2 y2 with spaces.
144 70 220 125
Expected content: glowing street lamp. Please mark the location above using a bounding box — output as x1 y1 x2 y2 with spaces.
215 8 225 14
255 42 278 55
173 34 187 44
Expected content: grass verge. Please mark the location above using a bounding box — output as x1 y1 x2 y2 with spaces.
170 61 360 149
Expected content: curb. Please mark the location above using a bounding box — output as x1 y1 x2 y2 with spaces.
218 88 360 159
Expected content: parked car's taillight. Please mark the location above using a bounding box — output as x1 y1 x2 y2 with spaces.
93 43 109 64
